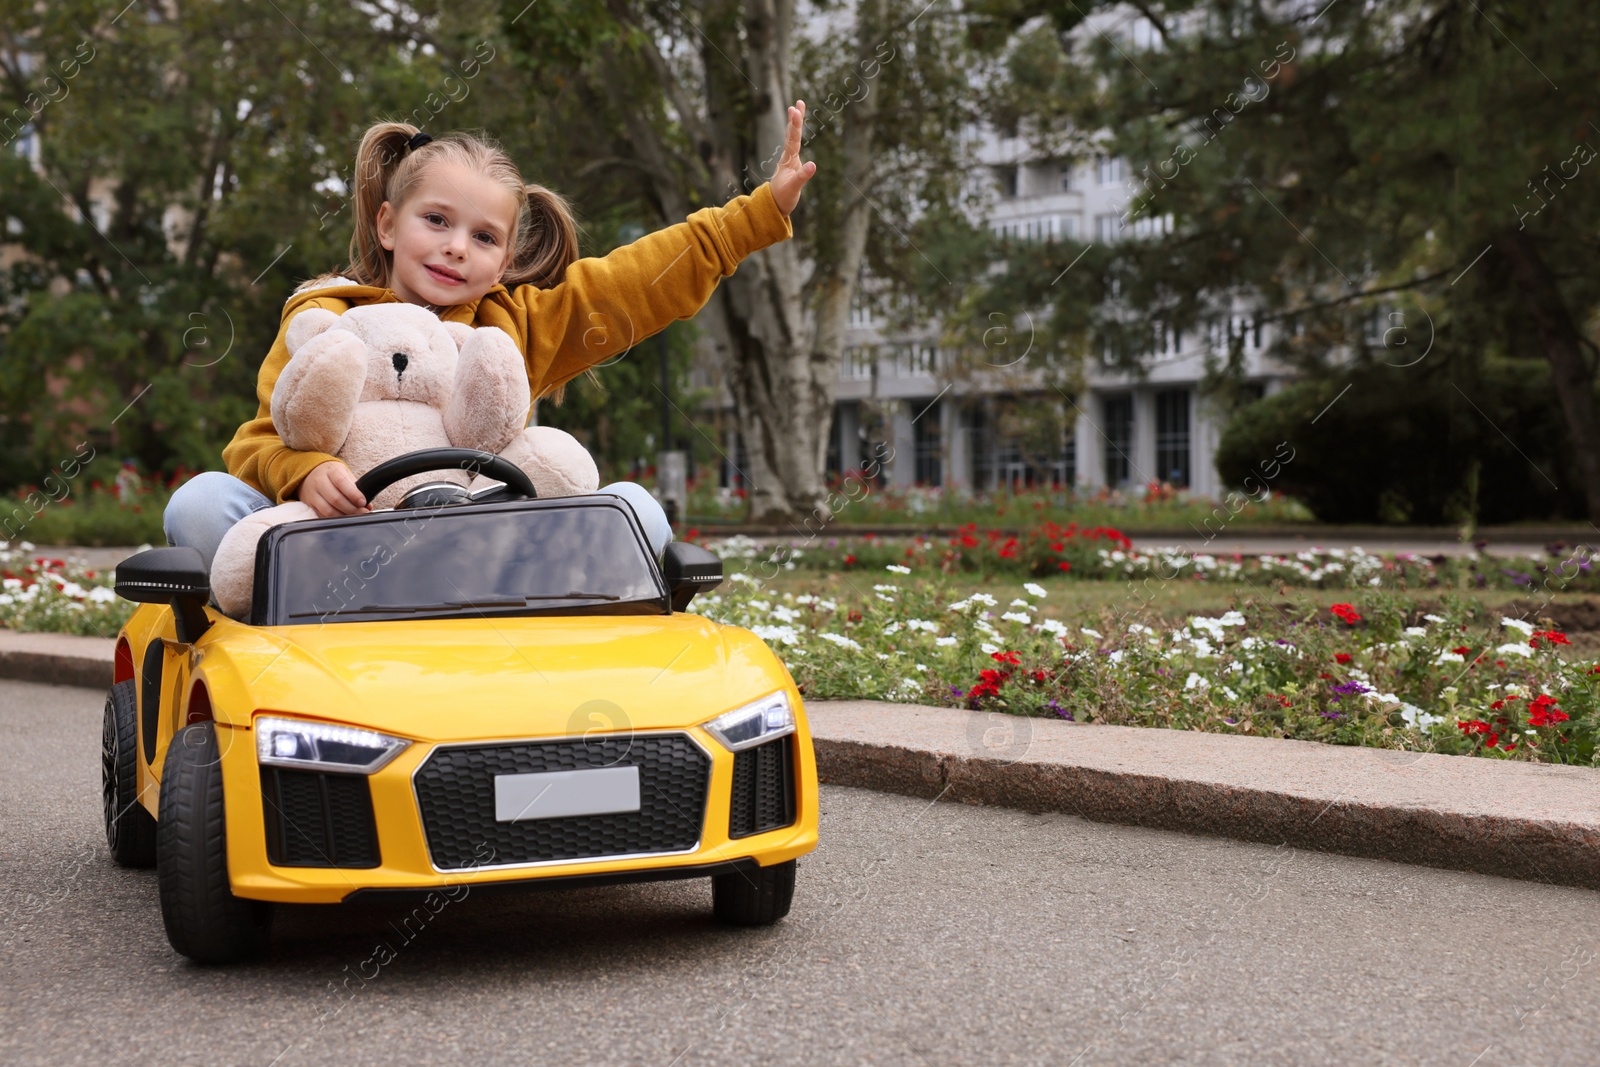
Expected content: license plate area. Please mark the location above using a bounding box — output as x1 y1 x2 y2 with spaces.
493 766 641 822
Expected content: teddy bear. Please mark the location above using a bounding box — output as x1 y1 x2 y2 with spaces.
208 300 598 618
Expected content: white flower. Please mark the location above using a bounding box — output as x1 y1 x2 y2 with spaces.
88 587 118 604
970 593 998 606
1399 703 1442 729
1368 576 1381 586
1500 616 1535 636
883 621 903 635
873 584 898 594
1009 598 1032 608
886 564 911 574
980 642 999 654
935 636 958 647
1127 623 1150 635
1080 627 1103 639
906 619 939 633
1108 650 1125 664
1220 686 1239 702
947 598 973 613
1434 651 1465 664
1423 613 1445 623
1494 642 1534 658
1218 611 1246 626
751 624 801 646
1024 582 1047 598
1001 612 1032 624
914 663 928 672
818 632 862 651
1403 627 1427 638
1036 619 1068 636
1184 672 1209 691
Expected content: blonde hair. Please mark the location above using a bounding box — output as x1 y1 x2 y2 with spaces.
303 121 581 294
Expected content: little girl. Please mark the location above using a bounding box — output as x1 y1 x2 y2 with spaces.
164 102 816 569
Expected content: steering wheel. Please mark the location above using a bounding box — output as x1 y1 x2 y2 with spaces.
354 448 538 510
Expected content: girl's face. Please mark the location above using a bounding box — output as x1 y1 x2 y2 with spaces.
375 160 519 308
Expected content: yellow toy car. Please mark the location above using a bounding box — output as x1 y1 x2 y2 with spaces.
104 448 817 963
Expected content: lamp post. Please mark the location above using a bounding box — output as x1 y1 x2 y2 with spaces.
619 223 685 527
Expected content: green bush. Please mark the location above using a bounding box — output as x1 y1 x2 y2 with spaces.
1216 360 1585 524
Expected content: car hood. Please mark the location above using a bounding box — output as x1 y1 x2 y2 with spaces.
198 613 795 742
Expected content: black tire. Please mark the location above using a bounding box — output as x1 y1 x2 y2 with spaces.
712 859 796 926
102 680 156 867
156 721 273 963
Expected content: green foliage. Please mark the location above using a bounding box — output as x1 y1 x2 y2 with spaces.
1217 360 1583 524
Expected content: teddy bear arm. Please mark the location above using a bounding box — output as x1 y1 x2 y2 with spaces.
444 330 531 453
272 329 367 454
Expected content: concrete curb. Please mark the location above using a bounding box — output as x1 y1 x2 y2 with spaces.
808 701 1600 891
5 631 1594 890
0 631 114 690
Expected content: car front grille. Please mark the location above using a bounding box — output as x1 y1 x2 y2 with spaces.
261 768 381 868
728 734 796 839
413 734 711 871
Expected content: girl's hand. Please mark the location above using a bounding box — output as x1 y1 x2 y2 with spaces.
299 460 368 518
770 100 817 217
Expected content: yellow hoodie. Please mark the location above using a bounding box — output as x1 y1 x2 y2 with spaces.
223 181 792 504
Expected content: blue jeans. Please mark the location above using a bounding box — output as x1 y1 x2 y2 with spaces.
163 471 673 572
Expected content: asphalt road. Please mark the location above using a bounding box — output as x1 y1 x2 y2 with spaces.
2 678 1594 1067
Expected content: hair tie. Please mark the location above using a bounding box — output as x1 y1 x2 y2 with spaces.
407 131 433 152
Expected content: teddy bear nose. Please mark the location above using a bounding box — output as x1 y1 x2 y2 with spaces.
391 352 408 374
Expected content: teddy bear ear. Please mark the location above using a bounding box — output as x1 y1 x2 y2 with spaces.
286 308 342 355
441 321 476 352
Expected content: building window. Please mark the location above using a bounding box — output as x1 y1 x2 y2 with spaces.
894 344 935 377
1060 166 1072 192
1155 389 1191 488
913 399 942 486
1095 213 1121 242
1102 394 1133 488
1057 215 1079 240
842 346 875 381
960 405 991 490
995 164 1018 198
1096 156 1124 185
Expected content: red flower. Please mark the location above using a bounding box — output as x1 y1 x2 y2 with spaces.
1264 693 1291 707
1457 720 1491 735
1317 672 1333 679
1486 732 1500 748
1058 561 1072 571
1527 694 1570 727
1496 661 1506 669
847 610 863 622
1530 630 1570 649
844 554 856 565
1451 646 1470 655
990 650 1022 665
1489 700 1505 711
1589 665 1600 675
685 528 700 541
1334 653 1352 665
904 547 915 558
1329 603 1362 624
1503 744 1517 753
1031 669 1051 682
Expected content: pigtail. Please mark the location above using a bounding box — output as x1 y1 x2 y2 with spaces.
507 183 581 290
344 123 425 289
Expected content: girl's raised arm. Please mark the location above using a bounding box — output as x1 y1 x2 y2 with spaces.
501 180 793 399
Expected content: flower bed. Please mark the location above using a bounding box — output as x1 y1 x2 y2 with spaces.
692 567 1600 765
697 528 1600 593
0 545 132 637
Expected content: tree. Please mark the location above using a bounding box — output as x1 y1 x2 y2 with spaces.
967 0 1600 521
499 0 995 522
0 0 498 487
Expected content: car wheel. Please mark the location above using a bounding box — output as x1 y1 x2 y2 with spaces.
157 721 273 963
712 859 796 926
102 680 156 868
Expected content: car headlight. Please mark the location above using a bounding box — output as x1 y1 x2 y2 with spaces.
703 691 795 752
255 716 410 774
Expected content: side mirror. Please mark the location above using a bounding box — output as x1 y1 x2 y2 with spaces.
661 542 723 612
115 546 212 644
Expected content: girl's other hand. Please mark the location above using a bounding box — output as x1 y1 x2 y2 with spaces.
300 460 369 518
770 100 817 217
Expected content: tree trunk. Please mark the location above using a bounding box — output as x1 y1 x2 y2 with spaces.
1497 227 1600 521
714 0 883 524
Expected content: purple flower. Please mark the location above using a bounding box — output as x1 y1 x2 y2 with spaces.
1156 667 1168 676
1223 716 1237 724
1274 639 1290 645
1045 699 1073 721
949 686 965 698
1320 710 1344 719
1329 681 1371 697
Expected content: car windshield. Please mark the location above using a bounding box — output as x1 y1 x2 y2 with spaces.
264 500 667 625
